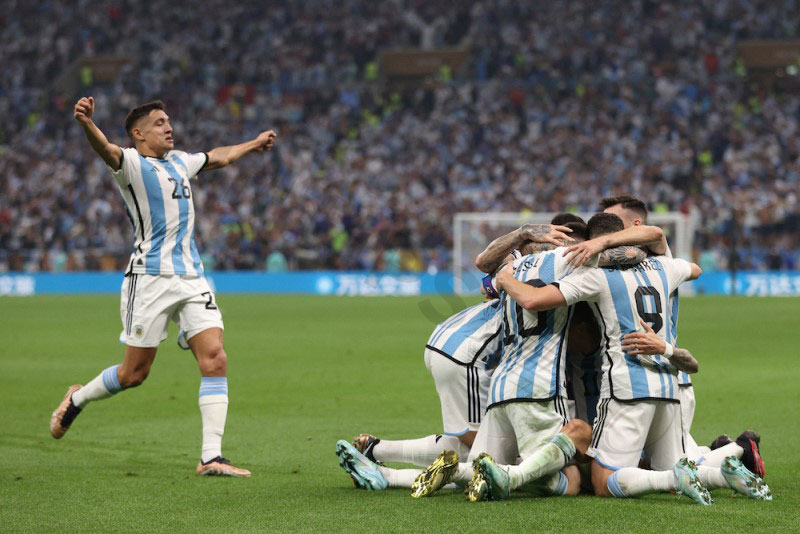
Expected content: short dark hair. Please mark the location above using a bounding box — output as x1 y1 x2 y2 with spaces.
598 195 648 222
588 213 625 239
551 213 585 226
564 221 589 241
125 100 166 138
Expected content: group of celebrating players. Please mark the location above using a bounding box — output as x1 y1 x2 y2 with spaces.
336 196 771 504
47 96 771 501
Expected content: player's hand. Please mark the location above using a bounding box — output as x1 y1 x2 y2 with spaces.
621 319 666 355
563 237 605 267
518 224 573 246
494 261 515 291
255 130 277 152
74 96 95 124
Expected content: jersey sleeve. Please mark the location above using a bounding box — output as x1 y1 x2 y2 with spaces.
109 147 139 187
172 150 208 179
552 246 579 278
663 257 693 287
555 266 604 305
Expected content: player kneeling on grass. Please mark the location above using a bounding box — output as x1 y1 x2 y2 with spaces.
491 213 771 504
50 96 276 477
335 224 577 490
407 220 659 501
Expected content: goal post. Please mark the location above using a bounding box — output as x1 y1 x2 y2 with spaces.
453 212 695 295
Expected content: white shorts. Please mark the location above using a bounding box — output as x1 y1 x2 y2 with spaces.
120 274 223 348
589 399 684 471
679 386 710 460
424 349 489 436
679 386 696 436
467 398 570 464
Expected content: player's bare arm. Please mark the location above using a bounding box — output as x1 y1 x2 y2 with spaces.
495 263 567 311
74 96 123 170
688 262 702 280
563 225 664 267
475 224 573 273
622 320 699 373
204 130 277 170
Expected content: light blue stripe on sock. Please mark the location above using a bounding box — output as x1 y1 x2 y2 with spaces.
547 432 576 463
607 471 627 498
199 388 228 397
554 471 568 496
102 365 123 394
199 377 228 397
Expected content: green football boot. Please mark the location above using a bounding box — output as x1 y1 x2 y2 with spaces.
721 456 772 500
478 453 511 501
673 458 712 505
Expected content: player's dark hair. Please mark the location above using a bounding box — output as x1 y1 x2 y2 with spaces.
550 213 585 226
564 221 589 241
125 100 166 138
588 213 625 239
598 195 648 222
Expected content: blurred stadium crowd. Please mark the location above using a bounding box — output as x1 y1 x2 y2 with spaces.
1 0 799 273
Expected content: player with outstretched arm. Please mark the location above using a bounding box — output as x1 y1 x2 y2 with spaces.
49 96 276 477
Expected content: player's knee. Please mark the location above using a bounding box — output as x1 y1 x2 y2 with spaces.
562 419 592 454
201 345 227 375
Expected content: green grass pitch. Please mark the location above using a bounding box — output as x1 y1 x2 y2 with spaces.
1 295 798 532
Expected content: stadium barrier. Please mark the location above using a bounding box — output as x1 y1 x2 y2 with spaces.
1 271 799 297
0 272 455 296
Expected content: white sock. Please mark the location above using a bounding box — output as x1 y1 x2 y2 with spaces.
72 365 124 408
695 465 729 489
451 462 474 485
696 443 744 468
199 377 228 463
377 466 422 488
372 435 470 467
607 468 675 497
506 433 576 490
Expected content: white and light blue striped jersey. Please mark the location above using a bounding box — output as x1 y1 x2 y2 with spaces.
110 147 208 276
488 247 576 407
558 256 693 402
425 299 503 370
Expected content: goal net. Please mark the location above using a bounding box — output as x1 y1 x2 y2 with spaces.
453 212 695 295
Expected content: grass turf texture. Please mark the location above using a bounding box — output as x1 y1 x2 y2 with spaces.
0 295 797 532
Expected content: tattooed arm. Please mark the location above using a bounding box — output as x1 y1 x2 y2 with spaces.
621 320 699 373
668 347 699 374
563 225 665 267
475 224 573 273
518 241 557 255
597 246 647 267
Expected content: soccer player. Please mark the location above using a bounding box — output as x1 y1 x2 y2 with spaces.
410 219 664 501
336 298 503 490
492 213 771 503
336 221 587 489
49 96 276 477
568 195 766 478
